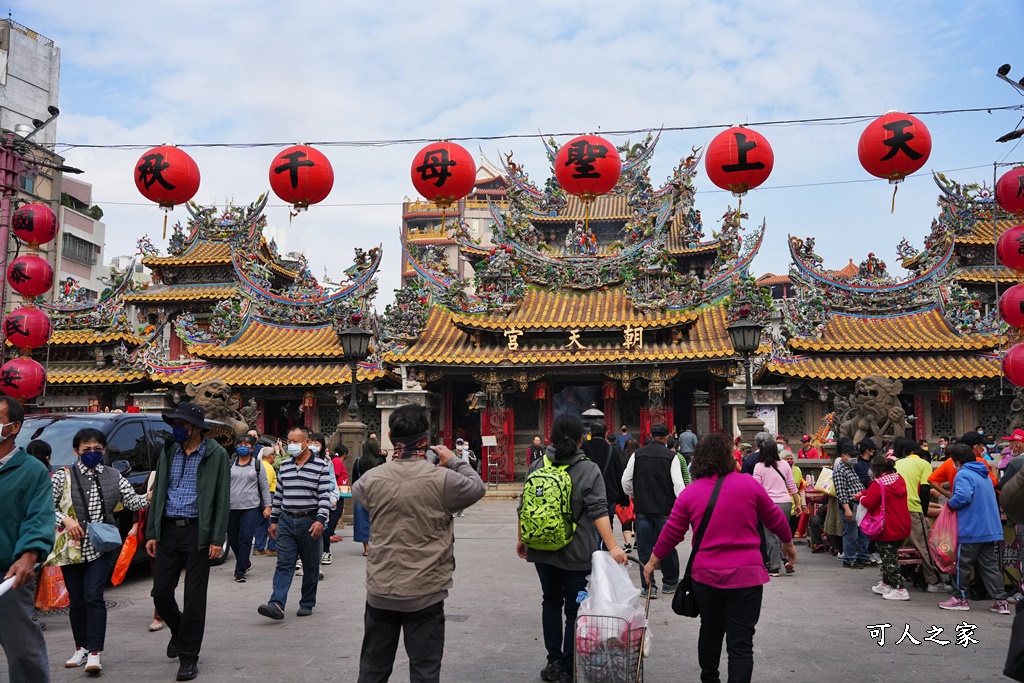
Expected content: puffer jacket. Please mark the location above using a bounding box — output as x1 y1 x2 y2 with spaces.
859 472 910 541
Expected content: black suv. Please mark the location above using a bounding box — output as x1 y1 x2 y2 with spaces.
16 412 231 566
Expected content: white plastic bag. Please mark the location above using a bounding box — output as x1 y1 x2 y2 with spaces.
587 551 641 607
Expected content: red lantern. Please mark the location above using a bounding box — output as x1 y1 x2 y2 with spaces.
0 357 46 401
134 145 201 208
996 167 1024 215
996 225 1024 271
858 112 932 183
554 135 621 199
410 142 476 208
705 127 774 195
3 307 51 350
1005 344 1024 387
7 254 54 298
269 145 334 210
12 203 58 247
1000 285 1024 328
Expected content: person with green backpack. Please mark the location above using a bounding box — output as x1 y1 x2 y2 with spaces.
516 413 627 683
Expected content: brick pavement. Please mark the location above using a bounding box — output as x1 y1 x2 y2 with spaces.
4 499 1015 682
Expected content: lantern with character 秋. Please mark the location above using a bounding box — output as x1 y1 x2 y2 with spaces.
133 145 201 237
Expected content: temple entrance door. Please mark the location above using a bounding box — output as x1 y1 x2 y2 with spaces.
263 398 301 439
639 407 674 444
673 386 694 434
481 407 514 482
450 380 482 455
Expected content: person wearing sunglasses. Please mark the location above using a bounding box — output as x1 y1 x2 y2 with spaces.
52 427 149 675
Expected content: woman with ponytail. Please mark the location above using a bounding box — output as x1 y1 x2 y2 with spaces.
516 413 627 683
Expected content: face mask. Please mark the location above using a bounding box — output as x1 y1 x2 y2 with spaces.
172 426 191 444
235 446 252 457
458 445 466 451
80 450 103 468
0 421 15 441
287 443 304 456
309 445 321 455
978 430 985 435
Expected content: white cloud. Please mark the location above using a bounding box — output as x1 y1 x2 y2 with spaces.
11 0 1024 304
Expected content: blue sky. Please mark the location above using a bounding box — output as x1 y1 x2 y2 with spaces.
10 1 1024 305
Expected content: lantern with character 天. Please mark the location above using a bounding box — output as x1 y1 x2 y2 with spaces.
858 112 932 183
269 144 334 211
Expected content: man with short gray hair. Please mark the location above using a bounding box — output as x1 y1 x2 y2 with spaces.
742 431 774 475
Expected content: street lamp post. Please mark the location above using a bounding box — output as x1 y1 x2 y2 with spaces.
336 324 372 421
727 314 766 445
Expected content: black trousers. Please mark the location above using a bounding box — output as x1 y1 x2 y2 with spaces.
357 601 445 683
63 551 115 652
692 581 763 683
151 520 212 657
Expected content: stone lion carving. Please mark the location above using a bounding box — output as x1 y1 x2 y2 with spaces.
838 376 907 447
185 379 249 436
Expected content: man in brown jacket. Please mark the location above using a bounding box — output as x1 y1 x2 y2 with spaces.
353 404 486 683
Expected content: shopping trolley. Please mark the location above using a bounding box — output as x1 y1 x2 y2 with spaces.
573 556 651 683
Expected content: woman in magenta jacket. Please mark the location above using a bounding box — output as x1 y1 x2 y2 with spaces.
643 433 795 683
858 455 911 601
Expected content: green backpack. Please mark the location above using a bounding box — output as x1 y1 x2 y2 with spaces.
520 455 578 551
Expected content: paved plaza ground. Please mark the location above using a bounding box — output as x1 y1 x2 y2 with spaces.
5 499 1016 682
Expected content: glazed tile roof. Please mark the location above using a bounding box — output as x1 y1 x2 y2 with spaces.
767 353 1000 381
531 196 631 222
956 265 1018 284
151 363 389 387
123 284 238 303
142 241 231 267
46 366 148 384
49 330 144 346
757 273 791 286
787 309 994 352
665 216 719 255
387 304 751 366
188 320 345 359
827 259 859 279
448 288 698 331
957 217 1017 245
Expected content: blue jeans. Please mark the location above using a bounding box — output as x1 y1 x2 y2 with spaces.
269 514 322 610
841 505 870 564
228 507 261 576
636 513 679 591
535 563 589 675
255 516 276 551
62 551 115 652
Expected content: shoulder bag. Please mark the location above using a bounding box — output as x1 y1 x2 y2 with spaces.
672 474 726 618
72 467 124 554
859 480 886 538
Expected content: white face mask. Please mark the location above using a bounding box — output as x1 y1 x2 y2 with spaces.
309 445 321 455
287 443 304 456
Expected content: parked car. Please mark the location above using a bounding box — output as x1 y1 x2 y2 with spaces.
16 412 233 566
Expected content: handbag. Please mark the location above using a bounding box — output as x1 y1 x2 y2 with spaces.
72 466 124 554
859 481 886 538
672 474 726 618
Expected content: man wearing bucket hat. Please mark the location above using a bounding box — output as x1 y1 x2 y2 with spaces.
146 402 230 681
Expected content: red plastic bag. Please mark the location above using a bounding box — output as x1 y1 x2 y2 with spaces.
615 501 636 526
111 535 138 586
34 565 70 611
929 505 958 574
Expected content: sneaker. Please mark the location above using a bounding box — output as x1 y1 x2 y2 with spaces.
939 596 971 611
871 581 891 595
884 588 910 601
661 584 677 595
85 652 102 674
322 552 332 566
1009 592 1024 604
768 572 781 577
926 583 953 594
623 543 633 553
296 606 314 617
843 562 865 569
330 536 343 543
992 600 1012 615
65 648 88 668
785 561 795 574
253 549 265 556
540 662 560 682
295 562 303 577
234 573 246 583
869 552 882 565
640 585 658 600
257 602 285 620
265 549 277 556
811 546 828 554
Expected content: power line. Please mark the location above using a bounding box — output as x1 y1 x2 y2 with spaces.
53 104 1024 151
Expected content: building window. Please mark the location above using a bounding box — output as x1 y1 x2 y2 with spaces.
18 174 35 193
62 233 98 265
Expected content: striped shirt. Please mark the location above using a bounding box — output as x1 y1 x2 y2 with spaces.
271 454 334 524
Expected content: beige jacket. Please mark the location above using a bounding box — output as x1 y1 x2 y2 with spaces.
353 456 486 609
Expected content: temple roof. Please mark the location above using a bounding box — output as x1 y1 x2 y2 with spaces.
150 363 390 387
957 216 1016 246
448 287 698 331
123 283 238 303
188 319 346 359
142 241 231 267
529 196 631 222
787 308 993 353
957 265 1016 284
387 303 750 366
46 366 149 384
766 353 999 381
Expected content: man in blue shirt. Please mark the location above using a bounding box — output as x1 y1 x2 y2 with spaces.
616 425 633 450
146 403 230 682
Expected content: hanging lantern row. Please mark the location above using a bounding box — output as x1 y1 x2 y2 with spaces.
997 166 1024 216
12 203 58 248
996 217 1024 387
